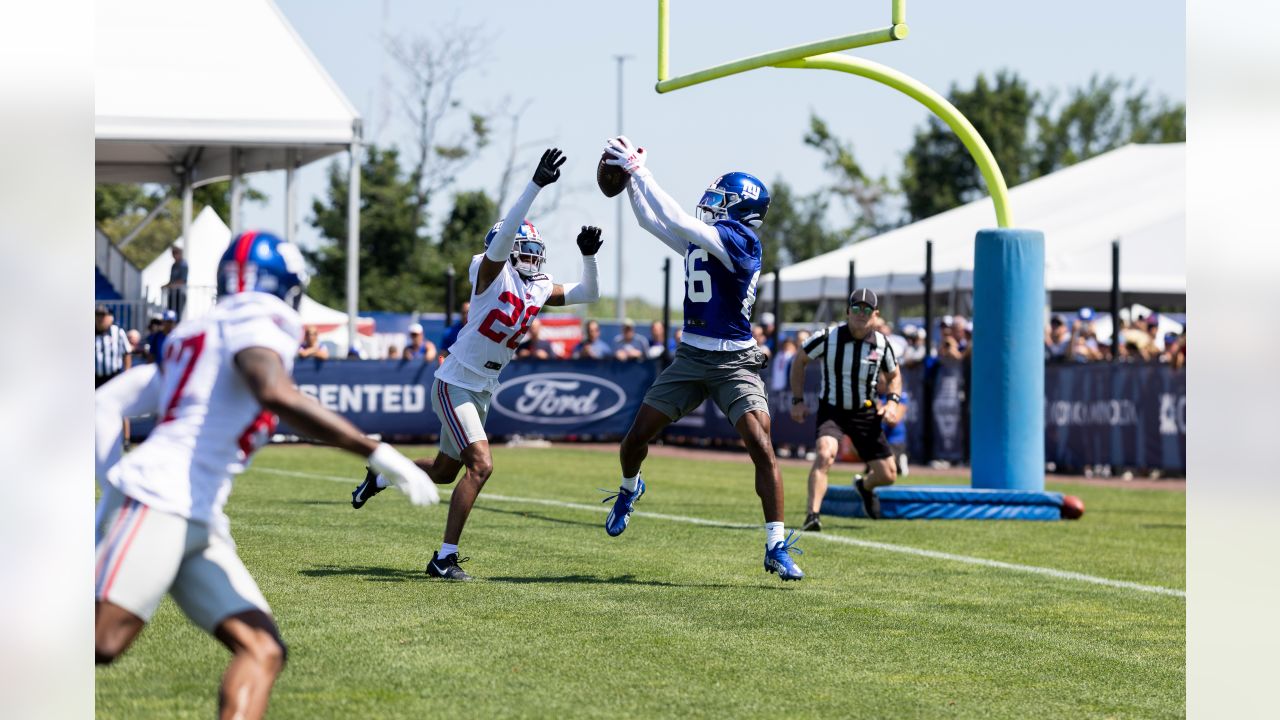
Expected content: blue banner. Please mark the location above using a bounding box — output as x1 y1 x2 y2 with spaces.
664 361 1184 473
1043 364 1185 472
129 356 1184 473
285 358 658 441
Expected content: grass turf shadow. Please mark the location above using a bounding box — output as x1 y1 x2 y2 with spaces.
485 574 790 590
298 565 791 590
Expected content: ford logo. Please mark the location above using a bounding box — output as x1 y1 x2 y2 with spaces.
492 372 627 425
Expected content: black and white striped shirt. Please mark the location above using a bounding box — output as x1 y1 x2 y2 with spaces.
802 325 898 410
95 324 132 378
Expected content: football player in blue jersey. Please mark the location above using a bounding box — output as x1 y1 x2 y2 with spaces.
599 136 803 581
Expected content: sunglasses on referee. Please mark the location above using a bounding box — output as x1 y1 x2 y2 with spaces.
848 303 875 317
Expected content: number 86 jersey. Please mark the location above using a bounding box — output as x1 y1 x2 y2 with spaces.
435 254 555 393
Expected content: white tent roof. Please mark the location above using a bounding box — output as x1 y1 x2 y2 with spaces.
95 0 360 184
767 143 1185 303
142 207 371 345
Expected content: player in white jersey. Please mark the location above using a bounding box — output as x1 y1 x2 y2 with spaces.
351 148 604 580
94 231 437 720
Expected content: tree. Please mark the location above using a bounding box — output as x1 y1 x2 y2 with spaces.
307 145 434 312
1031 75 1185 177
385 24 492 215
757 179 843 272
307 146 504 312
900 70 1037 222
803 115 896 239
433 189 498 302
95 180 266 268
899 71 1185 222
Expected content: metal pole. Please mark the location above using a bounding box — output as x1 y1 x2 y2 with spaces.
285 148 298 244
445 265 456 327
1110 238 1121 361
922 239 935 463
847 259 856 299
181 172 193 253
771 268 781 352
229 148 243 237
615 54 632 324
346 137 362 356
662 257 672 361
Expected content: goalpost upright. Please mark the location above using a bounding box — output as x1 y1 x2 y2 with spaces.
653 0 1046 494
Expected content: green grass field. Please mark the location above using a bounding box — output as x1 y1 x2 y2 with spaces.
96 445 1185 719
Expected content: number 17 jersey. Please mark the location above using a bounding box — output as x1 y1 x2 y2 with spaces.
435 254 555 393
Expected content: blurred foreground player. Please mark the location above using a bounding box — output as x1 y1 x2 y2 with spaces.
600 135 803 581
94 231 437 720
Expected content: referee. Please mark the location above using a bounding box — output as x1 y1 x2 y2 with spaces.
789 289 903 526
95 304 133 387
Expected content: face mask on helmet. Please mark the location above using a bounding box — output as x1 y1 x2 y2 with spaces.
486 220 545 278
696 173 770 228
512 239 546 277
696 189 729 225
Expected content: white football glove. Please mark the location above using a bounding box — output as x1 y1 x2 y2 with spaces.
604 136 647 174
368 443 440 506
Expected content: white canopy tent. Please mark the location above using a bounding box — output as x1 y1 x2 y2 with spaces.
142 206 372 352
95 0 364 341
764 143 1186 313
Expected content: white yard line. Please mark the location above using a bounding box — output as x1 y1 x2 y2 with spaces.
254 466 1186 599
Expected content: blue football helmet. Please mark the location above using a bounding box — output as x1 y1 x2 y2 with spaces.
696 172 770 228
216 231 309 309
484 220 546 278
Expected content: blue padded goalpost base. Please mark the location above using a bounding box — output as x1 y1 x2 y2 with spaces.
821 485 1066 521
971 228 1046 492
817 230 1056 520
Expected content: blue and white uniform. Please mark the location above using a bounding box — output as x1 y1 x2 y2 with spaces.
681 219 761 351
624 169 770 426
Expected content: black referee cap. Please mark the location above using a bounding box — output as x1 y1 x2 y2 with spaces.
848 288 878 309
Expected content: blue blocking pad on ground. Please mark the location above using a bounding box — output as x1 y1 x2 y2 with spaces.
821 485 1066 521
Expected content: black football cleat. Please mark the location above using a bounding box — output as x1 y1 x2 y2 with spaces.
801 512 822 532
426 551 473 581
351 467 386 509
854 477 882 520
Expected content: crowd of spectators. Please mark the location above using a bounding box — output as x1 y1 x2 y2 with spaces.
1045 308 1185 368
279 305 1185 372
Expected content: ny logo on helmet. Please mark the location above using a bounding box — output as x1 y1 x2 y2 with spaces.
741 181 761 201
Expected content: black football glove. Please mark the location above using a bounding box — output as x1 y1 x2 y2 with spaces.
532 148 566 187
576 226 604 256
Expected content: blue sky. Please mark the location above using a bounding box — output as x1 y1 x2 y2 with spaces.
244 0 1185 306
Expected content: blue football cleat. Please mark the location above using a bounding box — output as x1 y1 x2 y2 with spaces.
764 530 805 581
603 476 645 537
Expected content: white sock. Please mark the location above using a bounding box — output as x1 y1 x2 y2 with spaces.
765 521 786 549
621 473 640 492
375 473 390 489
439 542 458 559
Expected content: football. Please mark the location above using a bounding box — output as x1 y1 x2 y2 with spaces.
1060 494 1085 520
596 152 628 198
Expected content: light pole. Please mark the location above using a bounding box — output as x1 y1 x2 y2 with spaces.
614 54 632 323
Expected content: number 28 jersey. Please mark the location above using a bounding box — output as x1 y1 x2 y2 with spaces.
105 292 303 532
435 254 554 393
